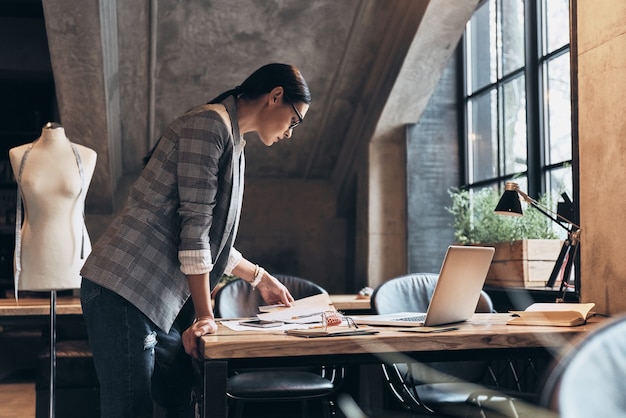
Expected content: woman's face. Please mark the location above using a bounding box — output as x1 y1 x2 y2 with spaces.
257 89 309 146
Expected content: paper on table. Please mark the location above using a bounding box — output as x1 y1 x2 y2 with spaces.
220 320 310 332
257 293 336 324
285 328 379 338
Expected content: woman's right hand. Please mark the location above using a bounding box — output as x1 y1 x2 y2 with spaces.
182 316 218 360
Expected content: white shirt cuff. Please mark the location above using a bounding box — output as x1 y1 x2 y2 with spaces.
223 247 243 275
179 249 213 275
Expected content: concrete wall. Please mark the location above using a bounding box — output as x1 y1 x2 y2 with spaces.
237 179 347 293
577 0 626 315
406 54 460 274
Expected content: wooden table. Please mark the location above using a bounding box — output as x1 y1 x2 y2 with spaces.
198 313 603 418
0 296 82 316
329 294 371 312
0 296 83 328
0 294 367 318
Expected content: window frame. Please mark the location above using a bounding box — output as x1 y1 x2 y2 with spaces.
459 0 581 293
461 0 575 202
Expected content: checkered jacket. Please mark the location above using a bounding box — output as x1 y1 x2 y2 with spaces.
81 96 244 332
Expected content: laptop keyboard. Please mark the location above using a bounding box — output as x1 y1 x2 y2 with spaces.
398 314 426 322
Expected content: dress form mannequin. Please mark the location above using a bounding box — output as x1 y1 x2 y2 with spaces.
9 122 97 292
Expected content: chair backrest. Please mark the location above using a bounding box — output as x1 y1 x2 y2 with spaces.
370 272 494 315
539 314 626 417
214 274 327 318
370 272 494 384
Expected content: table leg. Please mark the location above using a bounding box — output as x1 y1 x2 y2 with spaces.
203 360 228 418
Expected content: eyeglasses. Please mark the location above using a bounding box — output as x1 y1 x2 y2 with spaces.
283 91 303 130
321 310 358 330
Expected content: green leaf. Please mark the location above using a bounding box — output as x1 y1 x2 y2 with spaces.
446 187 559 244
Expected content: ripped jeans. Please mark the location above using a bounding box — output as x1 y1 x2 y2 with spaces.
80 278 196 418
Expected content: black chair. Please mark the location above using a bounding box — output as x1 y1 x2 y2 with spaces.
213 275 344 418
539 314 626 417
370 273 498 417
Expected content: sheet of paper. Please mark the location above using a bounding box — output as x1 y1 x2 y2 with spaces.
220 320 310 332
285 328 379 338
257 293 336 323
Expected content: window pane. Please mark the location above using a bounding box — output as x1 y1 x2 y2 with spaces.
501 0 525 76
468 90 497 182
543 0 570 54
502 75 527 174
548 166 573 199
548 166 573 240
467 0 496 93
545 52 571 164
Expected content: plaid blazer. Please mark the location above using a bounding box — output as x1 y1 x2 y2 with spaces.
81 96 244 332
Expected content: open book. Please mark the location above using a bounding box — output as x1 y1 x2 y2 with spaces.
508 303 595 327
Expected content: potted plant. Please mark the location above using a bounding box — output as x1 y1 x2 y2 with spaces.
211 273 238 297
447 187 562 288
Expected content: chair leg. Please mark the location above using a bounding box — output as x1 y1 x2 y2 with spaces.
300 400 309 418
234 401 244 418
322 399 336 418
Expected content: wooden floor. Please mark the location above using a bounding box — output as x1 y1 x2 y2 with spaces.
0 327 41 418
0 383 36 418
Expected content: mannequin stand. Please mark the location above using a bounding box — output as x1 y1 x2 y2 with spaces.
49 290 56 418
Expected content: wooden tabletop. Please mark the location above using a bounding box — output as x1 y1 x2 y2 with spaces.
0 296 82 316
0 293 370 317
329 294 371 311
200 313 602 360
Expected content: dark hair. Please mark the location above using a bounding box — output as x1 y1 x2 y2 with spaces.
208 63 311 105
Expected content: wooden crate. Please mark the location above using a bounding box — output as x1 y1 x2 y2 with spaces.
483 239 563 288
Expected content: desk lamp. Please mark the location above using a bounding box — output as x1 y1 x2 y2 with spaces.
494 182 581 302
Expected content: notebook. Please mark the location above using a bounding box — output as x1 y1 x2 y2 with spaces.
353 245 495 327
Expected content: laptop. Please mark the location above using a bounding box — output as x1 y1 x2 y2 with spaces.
353 245 495 327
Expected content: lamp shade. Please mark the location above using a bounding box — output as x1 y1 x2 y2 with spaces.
494 189 523 216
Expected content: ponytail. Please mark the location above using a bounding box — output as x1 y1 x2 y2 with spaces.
208 86 242 104
208 63 311 105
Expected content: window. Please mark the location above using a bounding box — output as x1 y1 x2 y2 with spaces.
462 0 572 205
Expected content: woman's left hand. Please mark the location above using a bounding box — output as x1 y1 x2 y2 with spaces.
257 274 295 306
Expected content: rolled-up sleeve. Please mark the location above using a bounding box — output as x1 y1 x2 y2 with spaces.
179 246 240 276
179 249 213 275
223 247 242 275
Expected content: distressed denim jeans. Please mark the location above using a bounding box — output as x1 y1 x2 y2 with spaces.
81 278 196 418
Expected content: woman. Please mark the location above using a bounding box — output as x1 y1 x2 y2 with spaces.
80 63 310 417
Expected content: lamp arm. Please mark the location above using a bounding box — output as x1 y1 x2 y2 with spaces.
515 189 581 232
